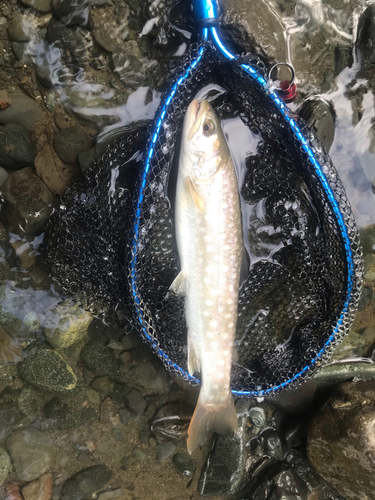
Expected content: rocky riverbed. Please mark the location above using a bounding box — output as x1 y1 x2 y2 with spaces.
0 0 375 499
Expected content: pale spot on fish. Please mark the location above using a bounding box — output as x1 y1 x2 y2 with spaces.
204 277 211 284
207 245 215 252
211 341 218 349
203 311 210 317
207 331 215 338
206 300 213 306
210 320 218 327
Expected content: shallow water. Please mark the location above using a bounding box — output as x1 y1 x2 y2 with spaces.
0 0 375 498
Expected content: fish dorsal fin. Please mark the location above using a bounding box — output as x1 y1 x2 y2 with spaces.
169 271 186 295
185 176 205 213
188 337 201 376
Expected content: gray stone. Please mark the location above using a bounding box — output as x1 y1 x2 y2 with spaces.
52 0 90 26
2 167 56 235
43 392 99 429
6 428 56 482
274 470 307 499
61 464 112 500
248 407 266 427
44 299 92 349
0 93 45 131
18 344 78 393
297 98 335 152
78 147 96 173
124 389 147 417
81 340 118 379
91 377 114 397
151 403 193 443
358 285 373 311
157 442 176 462
20 0 52 12
7 13 36 42
0 123 35 170
172 453 195 477
0 446 11 485
53 126 92 164
119 407 135 424
90 7 121 52
307 381 375 500
112 41 147 89
0 167 8 187
47 21 90 65
356 5 375 73
11 42 32 63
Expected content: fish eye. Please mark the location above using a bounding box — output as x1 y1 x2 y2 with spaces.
203 120 215 136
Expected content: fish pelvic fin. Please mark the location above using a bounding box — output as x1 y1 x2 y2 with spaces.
169 271 186 295
185 176 205 213
187 337 200 376
186 394 238 454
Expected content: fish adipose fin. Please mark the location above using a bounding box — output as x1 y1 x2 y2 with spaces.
187 337 200 376
187 395 238 454
185 176 204 213
169 271 186 294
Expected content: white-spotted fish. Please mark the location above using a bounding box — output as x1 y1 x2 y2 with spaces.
171 99 243 453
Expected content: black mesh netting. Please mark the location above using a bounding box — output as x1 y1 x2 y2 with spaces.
46 40 363 395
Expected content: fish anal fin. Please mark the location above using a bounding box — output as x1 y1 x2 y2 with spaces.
188 337 200 376
169 271 185 294
185 176 204 213
187 394 238 454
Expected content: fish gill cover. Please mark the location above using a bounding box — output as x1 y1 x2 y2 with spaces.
46 40 363 396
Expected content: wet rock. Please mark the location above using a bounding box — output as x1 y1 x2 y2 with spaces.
358 285 373 311
0 326 22 363
119 407 135 424
10 240 36 269
0 123 34 170
157 442 176 462
0 90 12 110
151 403 193 443
198 399 251 496
53 125 92 164
112 41 147 89
90 7 123 52
61 464 113 500
20 0 52 13
124 389 147 417
274 470 307 499
5 484 22 500
0 446 11 485
0 167 8 186
307 380 375 500
297 98 335 152
100 396 119 425
6 428 56 482
81 340 118 379
91 377 114 397
270 380 317 414
1 167 56 235
52 0 90 26
172 453 195 477
62 91 113 130
18 344 77 393
249 407 266 428
47 21 90 65
360 225 375 254
44 391 99 429
44 299 92 349
0 94 44 131
356 4 375 73
22 472 53 500
7 13 37 42
97 489 123 500
18 385 48 418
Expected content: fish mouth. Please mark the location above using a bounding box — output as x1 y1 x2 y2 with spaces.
187 99 211 140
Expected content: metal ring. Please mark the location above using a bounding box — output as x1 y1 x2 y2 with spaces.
268 62 295 90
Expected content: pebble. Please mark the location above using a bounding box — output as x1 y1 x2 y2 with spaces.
97 489 123 500
18 343 78 393
61 464 113 500
0 90 11 110
307 380 375 499
248 406 266 428
112 41 147 89
124 389 147 417
90 7 121 52
20 0 52 12
44 392 99 429
7 13 36 42
91 377 114 396
6 428 56 482
22 473 53 500
157 442 176 462
0 326 22 362
5 484 23 500
0 446 11 485
356 4 375 73
52 0 90 26
0 167 7 187
2 167 56 235
10 240 36 269
172 453 195 477
297 98 335 152
0 93 45 131
54 103 77 129
53 125 92 164
119 407 135 424
44 299 92 349
151 403 192 443
358 285 373 311
81 340 118 379
0 123 35 170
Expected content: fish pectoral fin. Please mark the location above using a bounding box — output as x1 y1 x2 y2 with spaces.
187 394 238 454
188 337 201 376
169 271 186 295
185 176 204 213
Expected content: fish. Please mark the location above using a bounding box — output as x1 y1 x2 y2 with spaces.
170 98 243 453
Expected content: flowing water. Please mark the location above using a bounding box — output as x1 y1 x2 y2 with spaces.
0 0 375 498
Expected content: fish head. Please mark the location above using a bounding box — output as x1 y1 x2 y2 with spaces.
182 99 229 180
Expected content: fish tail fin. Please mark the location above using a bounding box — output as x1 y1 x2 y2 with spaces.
187 394 238 454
